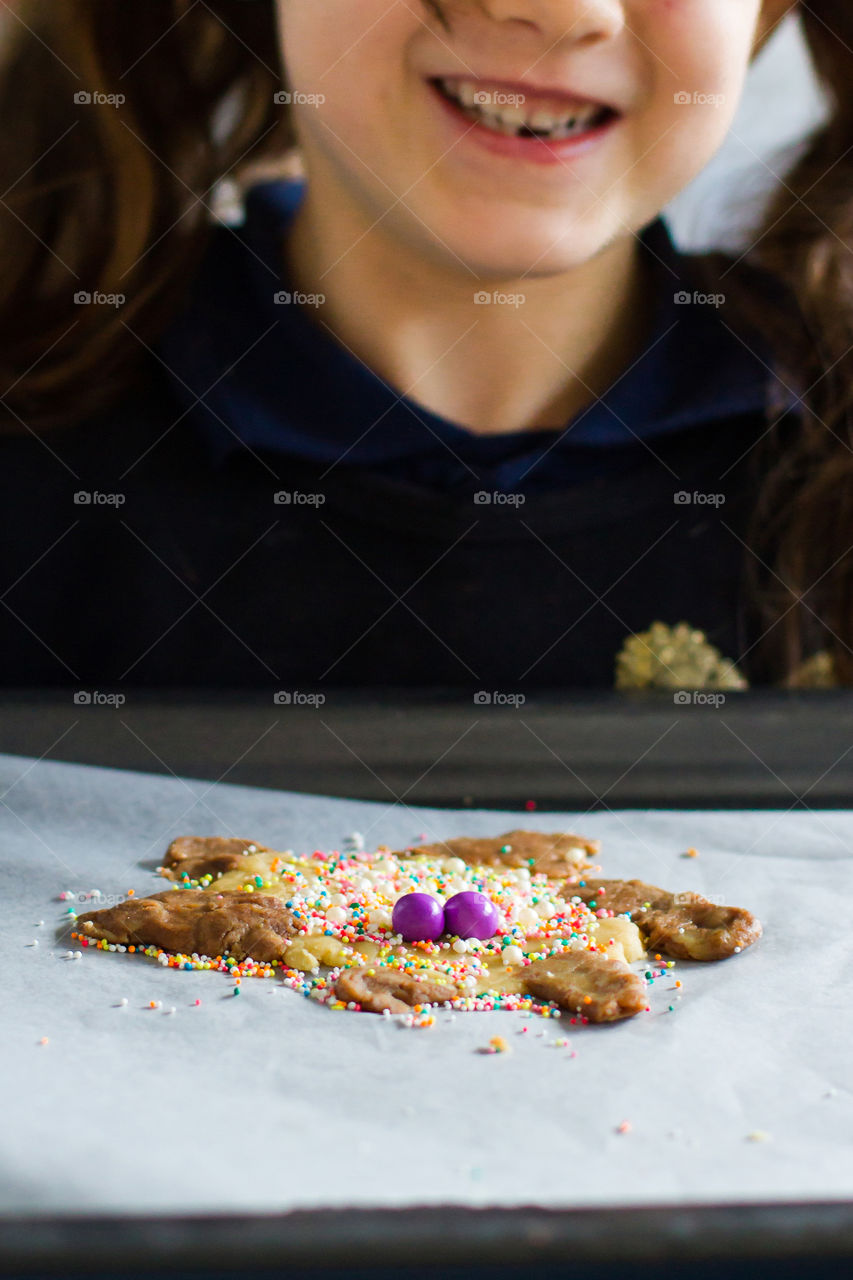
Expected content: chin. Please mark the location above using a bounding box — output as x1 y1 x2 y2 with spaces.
409 180 618 269
432 217 613 282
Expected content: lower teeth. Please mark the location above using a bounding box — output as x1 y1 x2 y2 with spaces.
461 102 597 140
480 113 594 140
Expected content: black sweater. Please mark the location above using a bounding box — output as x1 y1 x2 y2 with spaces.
0 361 770 691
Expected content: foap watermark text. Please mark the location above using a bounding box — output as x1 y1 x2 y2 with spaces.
673 691 726 708
273 691 326 707
674 491 725 507
73 691 126 707
474 691 526 707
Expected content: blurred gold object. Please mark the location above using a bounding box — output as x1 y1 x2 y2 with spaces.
782 649 838 688
614 621 749 690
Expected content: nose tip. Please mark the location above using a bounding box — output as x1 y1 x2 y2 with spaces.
482 0 625 45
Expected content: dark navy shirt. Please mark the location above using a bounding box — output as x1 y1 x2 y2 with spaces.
155 178 773 492
0 179 799 690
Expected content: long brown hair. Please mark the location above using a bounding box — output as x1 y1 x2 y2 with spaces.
0 0 851 683
716 3 853 684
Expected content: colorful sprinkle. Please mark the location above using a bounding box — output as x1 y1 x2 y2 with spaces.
66 843 661 1025
480 1035 510 1054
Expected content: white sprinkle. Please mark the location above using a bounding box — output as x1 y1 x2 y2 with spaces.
64 950 74 959
73 951 82 960
28 940 39 947
452 938 468 954
36 921 44 927
118 998 128 1007
166 1006 176 1015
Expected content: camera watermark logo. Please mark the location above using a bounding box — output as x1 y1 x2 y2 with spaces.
65 889 127 908
474 290 525 308
473 691 526 707
273 691 326 707
673 690 726 708
73 491 126 506
274 290 325 308
673 490 725 507
74 90 125 108
673 91 726 108
73 690 126 707
671 889 725 905
73 291 125 308
474 491 526 507
274 491 326 507
472 89 526 108
273 90 326 106
674 290 725 308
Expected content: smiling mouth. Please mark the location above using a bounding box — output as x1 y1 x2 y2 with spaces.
429 77 617 141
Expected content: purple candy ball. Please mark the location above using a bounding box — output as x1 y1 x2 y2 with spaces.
444 891 499 940
392 892 445 942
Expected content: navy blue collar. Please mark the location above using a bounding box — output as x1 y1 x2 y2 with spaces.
155 178 775 473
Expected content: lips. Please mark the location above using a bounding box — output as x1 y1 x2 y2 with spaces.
429 76 616 145
424 70 621 166
448 82 606 134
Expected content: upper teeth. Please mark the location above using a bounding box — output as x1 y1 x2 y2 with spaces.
439 78 601 136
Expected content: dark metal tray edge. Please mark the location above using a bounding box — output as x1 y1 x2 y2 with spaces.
2 1200 853 1273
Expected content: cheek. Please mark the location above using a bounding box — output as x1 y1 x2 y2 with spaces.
629 0 759 183
643 0 760 93
278 11 415 161
278 2 411 105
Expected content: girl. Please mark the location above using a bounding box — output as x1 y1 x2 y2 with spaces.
0 1 849 691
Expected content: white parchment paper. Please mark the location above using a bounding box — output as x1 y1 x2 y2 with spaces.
1 751 851 1217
